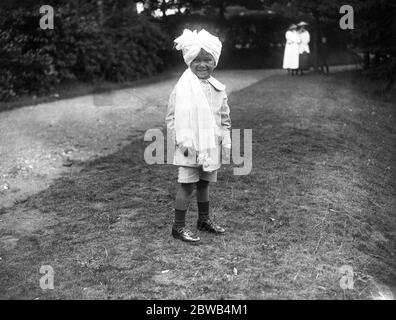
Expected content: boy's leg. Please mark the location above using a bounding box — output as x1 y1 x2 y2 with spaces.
174 183 194 229
196 179 209 221
172 183 200 242
172 167 200 243
196 177 225 234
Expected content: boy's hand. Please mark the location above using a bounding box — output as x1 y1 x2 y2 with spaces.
222 144 231 164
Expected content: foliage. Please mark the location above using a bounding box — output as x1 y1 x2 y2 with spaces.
139 0 262 17
0 3 168 101
268 0 395 89
351 0 396 89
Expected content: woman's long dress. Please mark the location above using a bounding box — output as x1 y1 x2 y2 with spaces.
282 30 300 70
298 30 310 70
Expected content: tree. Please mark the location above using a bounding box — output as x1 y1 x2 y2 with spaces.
197 0 250 19
139 0 174 16
266 0 394 87
349 0 395 89
138 0 256 19
266 0 348 70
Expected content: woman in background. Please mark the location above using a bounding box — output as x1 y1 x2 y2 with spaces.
282 24 300 76
297 21 310 75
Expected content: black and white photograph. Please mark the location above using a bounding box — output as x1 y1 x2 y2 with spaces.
0 0 395 303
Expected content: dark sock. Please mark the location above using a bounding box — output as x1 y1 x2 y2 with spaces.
173 209 186 230
197 201 209 221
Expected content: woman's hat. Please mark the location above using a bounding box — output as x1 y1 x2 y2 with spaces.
297 21 308 26
288 24 297 30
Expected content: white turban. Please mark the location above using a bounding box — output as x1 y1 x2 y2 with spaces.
174 29 222 66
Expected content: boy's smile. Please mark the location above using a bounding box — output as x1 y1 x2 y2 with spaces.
190 49 216 79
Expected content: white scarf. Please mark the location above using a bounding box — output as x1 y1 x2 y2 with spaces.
174 68 220 169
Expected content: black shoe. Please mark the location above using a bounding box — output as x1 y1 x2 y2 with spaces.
172 227 200 243
197 219 226 234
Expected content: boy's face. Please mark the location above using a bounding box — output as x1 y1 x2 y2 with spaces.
190 49 216 80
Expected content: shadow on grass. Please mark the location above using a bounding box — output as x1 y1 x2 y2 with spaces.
0 71 395 299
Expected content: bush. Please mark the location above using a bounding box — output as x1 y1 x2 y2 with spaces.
0 10 59 100
0 5 168 101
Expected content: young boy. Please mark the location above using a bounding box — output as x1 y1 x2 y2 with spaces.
165 29 231 243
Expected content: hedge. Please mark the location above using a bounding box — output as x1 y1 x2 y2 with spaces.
0 6 168 101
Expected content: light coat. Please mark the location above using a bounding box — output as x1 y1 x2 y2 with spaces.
166 76 231 170
282 30 300 69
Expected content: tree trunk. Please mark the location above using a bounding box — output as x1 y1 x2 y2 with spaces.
385 63 395 91
130 2 137 13
73 0 80 16
385 77 394 92
161 0 167 17
218 0 225 19
364 51 370 69
177 1 182 14
312 11 320 71
97 0 104 25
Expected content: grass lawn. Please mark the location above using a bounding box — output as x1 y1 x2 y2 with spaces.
0 71 395 299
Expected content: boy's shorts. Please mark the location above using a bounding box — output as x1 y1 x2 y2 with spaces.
178 166 217 184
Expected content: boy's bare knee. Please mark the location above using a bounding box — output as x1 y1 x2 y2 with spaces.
197 179 209 189
180 183 195 196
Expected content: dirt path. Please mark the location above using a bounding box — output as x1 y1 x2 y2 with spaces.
0 69 290 208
